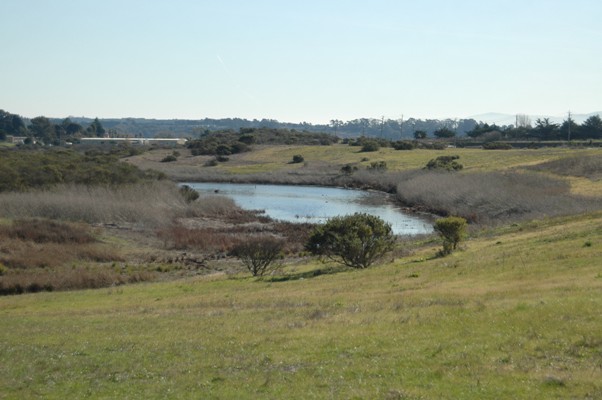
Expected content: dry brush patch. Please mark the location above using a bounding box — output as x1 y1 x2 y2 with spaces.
526 153 602 179
396 170 599 224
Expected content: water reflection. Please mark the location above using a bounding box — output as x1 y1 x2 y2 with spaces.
186 183 433 235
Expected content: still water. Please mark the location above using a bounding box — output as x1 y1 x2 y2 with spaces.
186 182 433 235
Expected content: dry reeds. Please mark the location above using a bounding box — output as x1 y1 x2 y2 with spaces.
395 170 597 223
0 181 239 228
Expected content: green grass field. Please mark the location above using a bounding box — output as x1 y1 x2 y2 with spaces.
2 211 601 399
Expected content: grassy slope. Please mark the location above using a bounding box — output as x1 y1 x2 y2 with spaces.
1 212 601 399
126 145 602 196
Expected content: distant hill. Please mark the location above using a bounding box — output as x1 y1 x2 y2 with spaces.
52 116 478 140
31 110 601 139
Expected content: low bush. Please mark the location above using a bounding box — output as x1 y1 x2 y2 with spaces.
179 185 200 203
291 154 304 164
161 155 177 162
392 140 417 150
340 164 358 175
425 155 463 171
482 141 512 150
361 140 380 152
306 213 395 269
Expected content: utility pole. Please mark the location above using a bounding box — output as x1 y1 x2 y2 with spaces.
399 114 404 140
380 115 385 138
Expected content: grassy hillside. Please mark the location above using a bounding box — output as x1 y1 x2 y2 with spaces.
125 145 602 196
1 212 601 399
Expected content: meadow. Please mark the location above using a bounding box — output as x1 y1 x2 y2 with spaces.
1 142 602 398
1 211 601 399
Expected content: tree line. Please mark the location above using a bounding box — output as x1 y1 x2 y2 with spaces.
464 115 602 141
0 110 109 145
3 108 601 143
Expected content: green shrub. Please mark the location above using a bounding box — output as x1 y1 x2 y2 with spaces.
393 141 416 150
434 216 467 255
306 213 395 269
361 140 380 152
425 155 463 171
291 154 304 164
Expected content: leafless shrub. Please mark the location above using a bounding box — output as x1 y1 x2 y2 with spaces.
231 236 284 276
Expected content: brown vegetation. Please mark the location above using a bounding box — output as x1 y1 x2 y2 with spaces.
526 153 602 179
395 170 597 223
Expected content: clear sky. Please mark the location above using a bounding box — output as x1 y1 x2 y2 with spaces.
1 0 600 123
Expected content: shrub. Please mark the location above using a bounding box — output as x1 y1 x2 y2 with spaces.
179 185 200 203
340 164 358 175
425 155 463 171
205 159 218 167
368 161 387 172
161 155 177 162
291 154 304 164
232 236 284 276
393 141 416 150
434 216 467 255
361 140 380 152
306 213 395 269
483 142 512 150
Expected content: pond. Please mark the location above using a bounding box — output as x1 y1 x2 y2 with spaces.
185 182 433 236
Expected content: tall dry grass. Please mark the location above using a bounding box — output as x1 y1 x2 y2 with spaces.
395 170 598 223
526 153 602 178
0 181 238 228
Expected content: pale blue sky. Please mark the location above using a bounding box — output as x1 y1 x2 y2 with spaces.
1 0 600 123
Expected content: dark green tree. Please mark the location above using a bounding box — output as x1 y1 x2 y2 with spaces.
29 116 55 144
433 127 456 138
0 110 26 139
87 117 106 137
560 117 580 141
413 130 427 139
62 118 84 137
534 118 560 140
306 213 395 269
580 115 602 139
